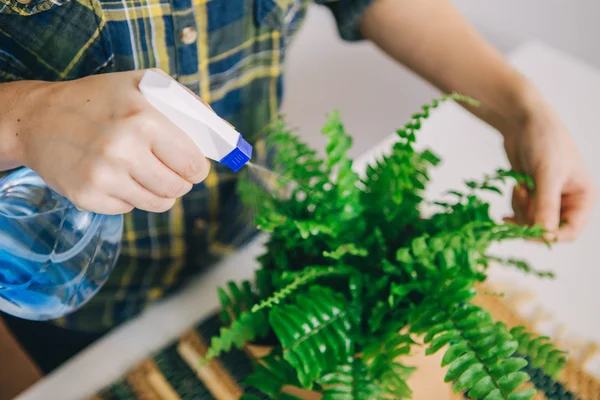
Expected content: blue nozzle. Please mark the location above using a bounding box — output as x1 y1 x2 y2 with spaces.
219 136 253 172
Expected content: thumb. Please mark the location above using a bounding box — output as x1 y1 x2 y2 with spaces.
533 169 562 235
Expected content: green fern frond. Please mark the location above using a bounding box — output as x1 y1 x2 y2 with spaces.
254 210 287 233
266 117 328 188
322 110 353 169
269 286 357 389
509 327 567 379
464 169 533 195
361 94 475 230
225 97 563 399
293 219 335 239
400 92 476 140
243 352 301 399
410 282 534 399
323 244 368 260
363 332 416 399
319 357 383 400
321 111 363 219
217 280 259 324
396 222 546 281
251 266 355 312
377 361 415 399
429 169 544 237
201 281 269 365
487 256 555 279
201 310 267 365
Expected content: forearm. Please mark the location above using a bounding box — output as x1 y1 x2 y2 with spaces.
360 0 540 134
0 81 36 171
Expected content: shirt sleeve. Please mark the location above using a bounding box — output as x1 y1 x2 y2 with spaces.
315 0 375 41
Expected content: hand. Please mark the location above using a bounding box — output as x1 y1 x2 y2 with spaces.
501 92 596 242
6 69 210 214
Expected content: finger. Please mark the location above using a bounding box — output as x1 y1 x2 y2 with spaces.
153 136 211 184
555 190 596 242
130 152 192 199
511 185 528 225
73 194 134 215
111 177 177 213
524 188 535 223
143 108 211 184
533 169 563 235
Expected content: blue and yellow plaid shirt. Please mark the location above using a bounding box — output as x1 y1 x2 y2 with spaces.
0 0 372 332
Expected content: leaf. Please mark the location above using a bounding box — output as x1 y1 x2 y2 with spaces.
467 376 495 399
445 353 478 382
389 282 417 306
322 110 352 169
489 256 555 279
202 310 267 365
294 220 334 239
243 352 301 399
414 302 535 398
396 248 413 264
427 331 461 355
483 389 504 400
411 236 428 257
509 327 567 379
319 358 383 400
498 372 529 394
455 364 487 392
217 287 231 307
323 244 368 260
252 266 354 312
442 342 471 367
421 149 441 166
488 358 528 380
508 388 536 400
481 184 503 195
269 286 356 388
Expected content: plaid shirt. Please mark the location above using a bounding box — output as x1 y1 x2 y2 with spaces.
0 0 372 332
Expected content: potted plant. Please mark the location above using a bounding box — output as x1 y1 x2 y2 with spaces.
201 94 567 399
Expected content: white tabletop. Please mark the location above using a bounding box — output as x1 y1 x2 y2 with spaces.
17 40 600 400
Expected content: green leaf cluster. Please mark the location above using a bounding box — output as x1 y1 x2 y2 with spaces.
202 94 567 399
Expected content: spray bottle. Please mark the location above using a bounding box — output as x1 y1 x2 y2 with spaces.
0 70 252 321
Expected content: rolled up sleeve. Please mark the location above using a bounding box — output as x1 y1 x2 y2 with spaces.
316 0 375 41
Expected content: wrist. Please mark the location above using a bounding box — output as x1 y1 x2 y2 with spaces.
0 81 51 170
483 71 543 137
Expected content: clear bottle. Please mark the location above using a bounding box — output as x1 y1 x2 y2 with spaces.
0 168 123 320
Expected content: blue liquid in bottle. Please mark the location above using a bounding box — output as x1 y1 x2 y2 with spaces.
0 168 123 320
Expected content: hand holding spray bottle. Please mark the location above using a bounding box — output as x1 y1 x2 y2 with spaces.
0 70 252 321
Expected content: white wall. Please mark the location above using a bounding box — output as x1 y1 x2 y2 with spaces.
281 2 600 153
453 0 600 69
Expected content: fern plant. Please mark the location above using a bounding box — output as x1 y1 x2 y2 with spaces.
202 94 567 399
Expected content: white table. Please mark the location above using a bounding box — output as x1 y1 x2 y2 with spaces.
17 41 600 400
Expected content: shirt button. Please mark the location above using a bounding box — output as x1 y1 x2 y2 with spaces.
179 27 198 45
